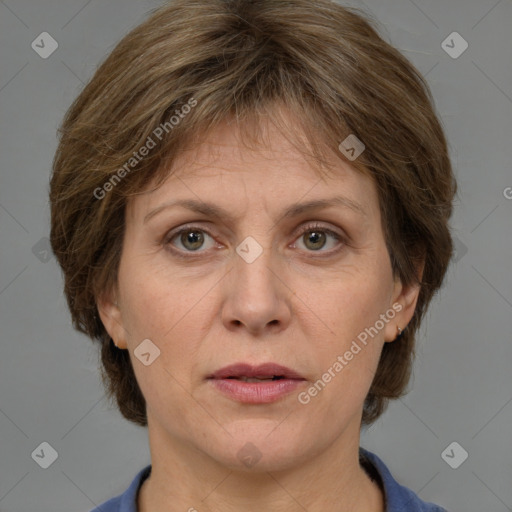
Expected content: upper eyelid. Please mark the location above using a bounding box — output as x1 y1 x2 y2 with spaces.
167 220 343 237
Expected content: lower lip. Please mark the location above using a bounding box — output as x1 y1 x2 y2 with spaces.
208 378 305 403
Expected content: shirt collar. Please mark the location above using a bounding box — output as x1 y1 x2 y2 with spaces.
359 447 446 511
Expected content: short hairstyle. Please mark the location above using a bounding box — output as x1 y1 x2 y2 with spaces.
50 0 456 427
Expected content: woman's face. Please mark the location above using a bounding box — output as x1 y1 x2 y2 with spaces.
100 115 419 472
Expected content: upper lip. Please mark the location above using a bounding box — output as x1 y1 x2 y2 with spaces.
208 363 305 380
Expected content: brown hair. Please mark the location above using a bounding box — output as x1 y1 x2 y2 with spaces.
50 0 456 427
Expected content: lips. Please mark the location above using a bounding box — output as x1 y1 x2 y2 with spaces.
208 362 305 381
207 362 307 404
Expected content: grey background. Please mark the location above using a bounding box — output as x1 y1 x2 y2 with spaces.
0 0 511 510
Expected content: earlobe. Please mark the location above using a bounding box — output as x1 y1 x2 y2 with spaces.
97 291 128 349
384 278 421 343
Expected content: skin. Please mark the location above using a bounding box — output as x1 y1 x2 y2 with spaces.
98 111 422 512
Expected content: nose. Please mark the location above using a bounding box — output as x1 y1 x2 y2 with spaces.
221 242 292 336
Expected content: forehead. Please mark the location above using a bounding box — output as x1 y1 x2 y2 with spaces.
127 114 379 223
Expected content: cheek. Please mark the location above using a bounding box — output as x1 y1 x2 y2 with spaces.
119 271 209 413
313 262 392 338
118 253 182 333
303 256 392 390
119 259 214 370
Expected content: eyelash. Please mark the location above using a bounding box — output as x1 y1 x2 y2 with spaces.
163 222 346 259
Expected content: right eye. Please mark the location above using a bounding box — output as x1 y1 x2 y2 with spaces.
165 226 218 254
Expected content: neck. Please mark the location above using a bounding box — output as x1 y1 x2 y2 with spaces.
138 417 384 512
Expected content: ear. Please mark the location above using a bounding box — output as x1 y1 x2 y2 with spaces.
96 287 128 349
384 260 424 343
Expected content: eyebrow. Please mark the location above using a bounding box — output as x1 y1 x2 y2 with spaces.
143 196 367 225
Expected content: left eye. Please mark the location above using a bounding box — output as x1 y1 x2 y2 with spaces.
293 225 342 252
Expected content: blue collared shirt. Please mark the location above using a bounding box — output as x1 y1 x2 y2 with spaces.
90 447 448 512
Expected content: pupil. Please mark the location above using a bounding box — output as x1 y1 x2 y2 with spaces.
305 231 325 250
182 230 204 250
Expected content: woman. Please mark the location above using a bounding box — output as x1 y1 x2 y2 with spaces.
50 0 455 510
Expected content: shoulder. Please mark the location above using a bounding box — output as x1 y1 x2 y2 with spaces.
89 465 152 512
360 447 449 512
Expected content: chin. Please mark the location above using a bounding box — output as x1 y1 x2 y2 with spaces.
205 421 312 473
